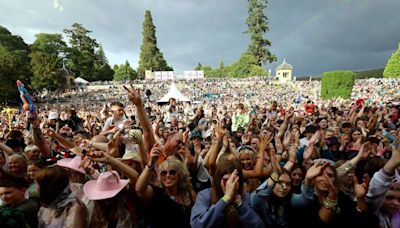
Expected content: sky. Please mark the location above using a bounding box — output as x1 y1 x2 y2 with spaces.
1 0 399 77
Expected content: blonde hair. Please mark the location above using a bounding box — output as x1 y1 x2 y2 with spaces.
158 159 192 194
24 144 40 154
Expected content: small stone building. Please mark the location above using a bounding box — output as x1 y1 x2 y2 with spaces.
275 58 293 83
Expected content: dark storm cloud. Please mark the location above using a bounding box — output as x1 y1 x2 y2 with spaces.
0 0 399 76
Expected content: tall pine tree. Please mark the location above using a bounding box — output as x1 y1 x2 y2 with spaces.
383 43 400 78
64 23 113 81
246 0 276 66
138 10 172 78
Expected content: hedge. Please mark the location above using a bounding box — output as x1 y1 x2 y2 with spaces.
383 43 400 78
321 70 355 100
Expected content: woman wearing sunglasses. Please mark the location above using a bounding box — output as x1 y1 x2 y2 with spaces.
136 144 195 228
191 159 264 228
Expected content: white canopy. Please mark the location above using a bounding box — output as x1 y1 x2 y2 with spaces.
157 82 191 103
74 77 89 84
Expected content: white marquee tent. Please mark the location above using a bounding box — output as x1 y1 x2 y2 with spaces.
157 82 191 103
74 77 89 84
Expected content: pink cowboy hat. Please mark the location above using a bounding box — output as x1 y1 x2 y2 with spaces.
83 171 129 200
57 156 86 174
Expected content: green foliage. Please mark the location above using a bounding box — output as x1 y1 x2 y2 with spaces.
0 26 31 101
383 43 400 78
30 33 67 90
138 10 173 77
355 68 383 79
246 0 276 66
321 71 355 100
195 63 213 77
201 54 267 78
63 23 113 81
114 60 137 81
30 52 63 90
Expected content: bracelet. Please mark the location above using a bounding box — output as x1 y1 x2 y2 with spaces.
222 195 230 203
323 199 337 211
288 159 297 164
355 207 363 213
270 172 280 183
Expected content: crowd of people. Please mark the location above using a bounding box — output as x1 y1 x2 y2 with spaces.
0 77 400 227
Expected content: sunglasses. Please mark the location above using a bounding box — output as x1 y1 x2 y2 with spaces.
160 169 177 177
177 139 184 145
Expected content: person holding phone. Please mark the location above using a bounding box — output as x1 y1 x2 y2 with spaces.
191 159 264 228
101 102 127 138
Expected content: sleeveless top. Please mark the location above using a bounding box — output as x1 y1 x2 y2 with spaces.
144 185 193 228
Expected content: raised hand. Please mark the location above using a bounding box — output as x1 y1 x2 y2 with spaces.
148 143 164 166
259 132 273 152
224 169 239 203
46 128 56 138
353 174 370 199
123 85 142 106
283 131 291 148
87 150 111 163
292 130 300 147
241 133 250 145
308 131 320 145
214 123 226 140
182 129 190 145
305 161 330 186
81 139 91 149
357 142 372 160
107 131 122 157
323 170 338 199
223 135 230 148
303 144 315 161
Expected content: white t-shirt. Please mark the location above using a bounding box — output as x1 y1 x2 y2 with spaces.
102 116 127 132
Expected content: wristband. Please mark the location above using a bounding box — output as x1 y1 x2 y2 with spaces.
270 172 280 183
222 195 230 203
323 199 337 211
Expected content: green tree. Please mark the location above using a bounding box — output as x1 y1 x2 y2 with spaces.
383 43 400 78
194 63 213 77
246 0 276 66
0 26 31 101
63 23 113 81
29 33 67 90
321 71 355 100
93 45 114 81
114 60 137 81
227 53 267 77
138 10 173 77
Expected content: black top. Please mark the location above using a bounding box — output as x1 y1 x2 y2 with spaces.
144 185 193 228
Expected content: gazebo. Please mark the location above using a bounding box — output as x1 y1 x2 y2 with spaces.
275 58 293 83
60 61 75 89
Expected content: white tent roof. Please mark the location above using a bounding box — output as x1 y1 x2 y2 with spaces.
74 77 89 84
158 82 191 103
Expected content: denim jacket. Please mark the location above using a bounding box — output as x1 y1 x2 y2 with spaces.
250 180 314 228
191 188 264 228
